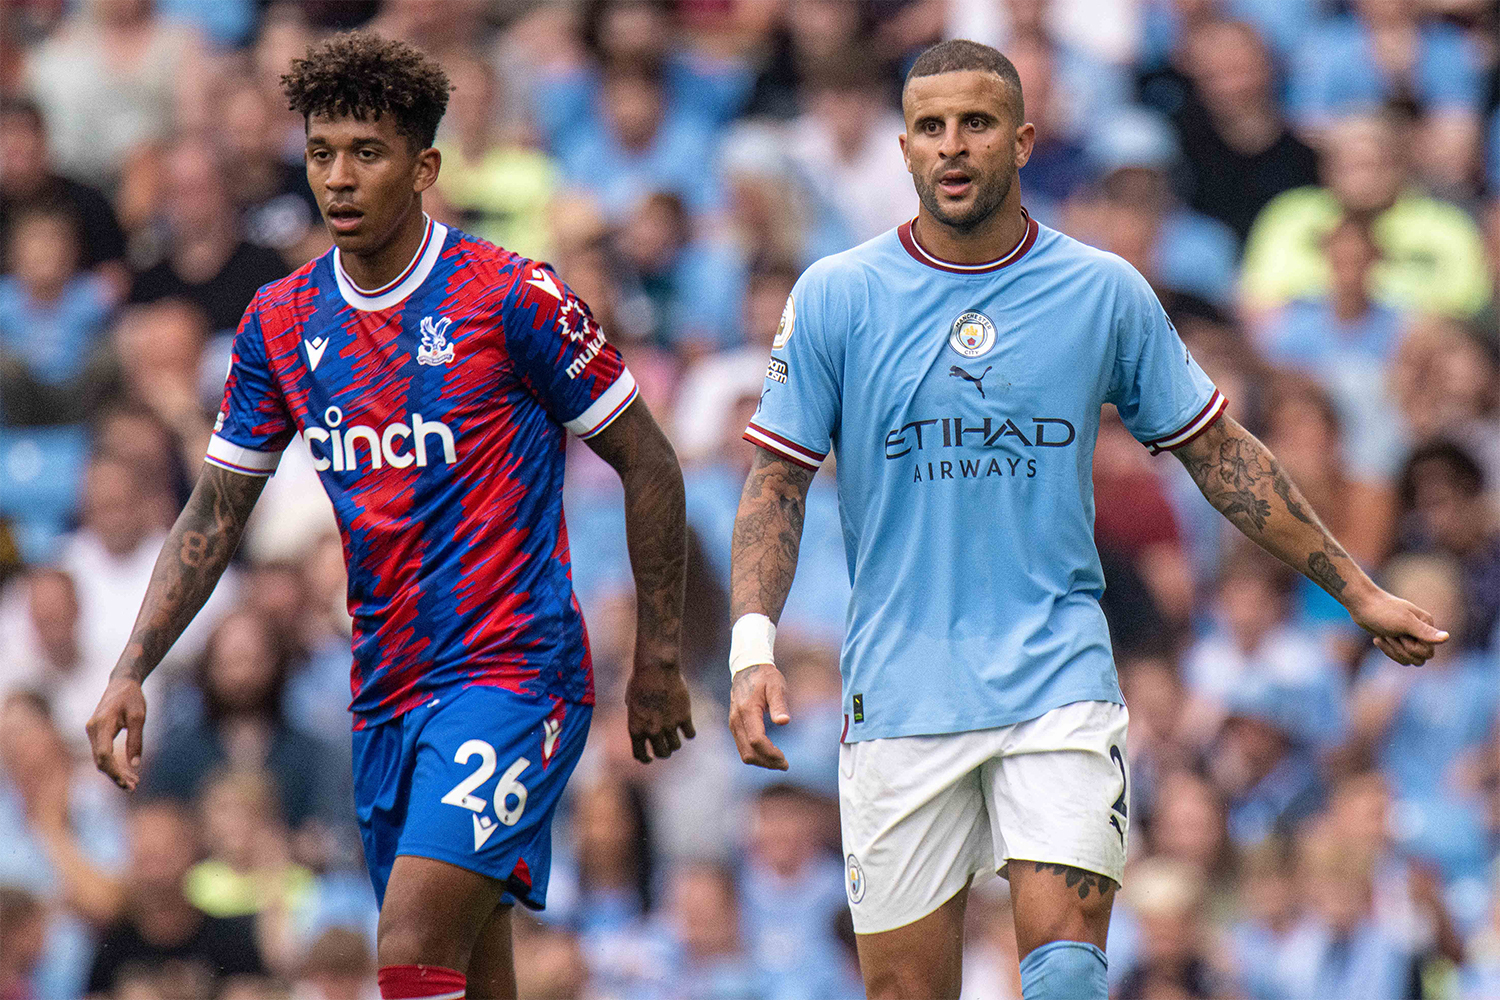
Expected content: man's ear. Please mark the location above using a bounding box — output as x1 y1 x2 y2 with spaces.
899 132 910 173
414 147 441 194
1014 122 1036 170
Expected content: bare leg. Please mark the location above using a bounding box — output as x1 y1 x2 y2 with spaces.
466 906 516 1000
1006 860 1115 958
377 855 507 976
854 879 971 1000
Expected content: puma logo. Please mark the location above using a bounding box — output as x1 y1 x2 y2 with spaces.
948 365 991 398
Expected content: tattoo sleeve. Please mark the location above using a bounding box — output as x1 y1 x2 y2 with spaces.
113 464 267 682
1173 415 1367 602
730 448 817 623
584 401 687 660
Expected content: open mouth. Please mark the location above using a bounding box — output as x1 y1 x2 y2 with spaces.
937 170 972 197
326 204 365 231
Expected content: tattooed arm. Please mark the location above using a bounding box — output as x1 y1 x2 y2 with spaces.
727 448 817 770
584 399 695 763
86 464 267 789
1174 415 1448 665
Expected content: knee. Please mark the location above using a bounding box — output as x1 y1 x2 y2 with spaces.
377 913 470 971
863 962 959 1000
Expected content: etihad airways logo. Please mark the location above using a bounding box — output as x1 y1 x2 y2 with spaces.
886 414 1077 484
304 405 458 472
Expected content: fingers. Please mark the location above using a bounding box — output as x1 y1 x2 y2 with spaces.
1374 635 1419 666
125 708 145 775
728 695 789 771
680 718 696 741
87 709 133 790
766 674 792 727
631 732 652 765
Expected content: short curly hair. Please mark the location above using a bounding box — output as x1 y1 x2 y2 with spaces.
281 31 452 151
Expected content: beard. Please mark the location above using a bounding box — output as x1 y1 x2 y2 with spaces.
913 163 1014 233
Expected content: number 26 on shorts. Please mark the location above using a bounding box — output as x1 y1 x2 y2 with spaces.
441 739 530 826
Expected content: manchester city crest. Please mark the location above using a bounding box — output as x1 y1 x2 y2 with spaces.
772 294 795 350
948 311 996 358
846 854 866 903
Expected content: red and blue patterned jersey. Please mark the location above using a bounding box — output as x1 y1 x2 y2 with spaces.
208 218 636 727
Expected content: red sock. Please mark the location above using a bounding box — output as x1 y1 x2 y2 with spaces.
378 964 466 999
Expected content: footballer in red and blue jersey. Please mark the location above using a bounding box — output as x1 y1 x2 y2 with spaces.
210 215 637 906
89 35 692 995
211 214 628 725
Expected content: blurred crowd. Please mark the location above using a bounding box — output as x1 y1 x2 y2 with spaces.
1 0 1499 998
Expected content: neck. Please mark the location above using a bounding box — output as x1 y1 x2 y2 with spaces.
340 203 427 291
912 190 1027 266
1330 287 1370 323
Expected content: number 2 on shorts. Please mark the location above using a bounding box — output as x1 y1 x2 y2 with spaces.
441 739 531 826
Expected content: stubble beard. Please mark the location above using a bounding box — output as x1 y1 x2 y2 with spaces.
914 165 1014 234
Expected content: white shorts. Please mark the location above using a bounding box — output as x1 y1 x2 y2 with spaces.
838 700 1129 934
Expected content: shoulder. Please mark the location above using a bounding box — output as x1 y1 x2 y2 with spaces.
443 228 538 293
1032 226 1153 296
795 229 907 295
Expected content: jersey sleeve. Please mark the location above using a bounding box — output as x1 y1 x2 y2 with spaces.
743 264 844 470
502 263 637 439
206 294 295 476
1107 262 1226 455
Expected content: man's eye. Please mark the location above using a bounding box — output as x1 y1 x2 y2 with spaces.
968 117 988 130
358 149 379 160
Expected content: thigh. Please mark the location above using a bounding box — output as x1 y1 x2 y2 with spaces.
986 701 1128 955
401 689 591 910
378 854 507 971
855 880 970 1000
839 730 999 936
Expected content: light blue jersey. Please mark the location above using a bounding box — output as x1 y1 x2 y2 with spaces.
747 213 1224 741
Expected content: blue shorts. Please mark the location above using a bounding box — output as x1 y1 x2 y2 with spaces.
351 686 591 909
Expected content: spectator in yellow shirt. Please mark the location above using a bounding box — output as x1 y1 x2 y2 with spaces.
1240 112 1490 320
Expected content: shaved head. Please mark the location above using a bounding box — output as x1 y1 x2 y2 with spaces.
904 39 1024 125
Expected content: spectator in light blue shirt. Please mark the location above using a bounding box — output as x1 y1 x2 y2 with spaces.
554 58 725 221
0 207 112 425
1261 216 1408 482
1288 3 1483 126
1349 555 1499 807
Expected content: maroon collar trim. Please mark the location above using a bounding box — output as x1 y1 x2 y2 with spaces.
898 210 1038 274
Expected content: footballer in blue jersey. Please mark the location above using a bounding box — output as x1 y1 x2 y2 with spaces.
85 32 695 1000
727 39 1449 1000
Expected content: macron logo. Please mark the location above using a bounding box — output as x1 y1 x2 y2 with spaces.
305 336 330 372
526 268 562 301
472 813 498 851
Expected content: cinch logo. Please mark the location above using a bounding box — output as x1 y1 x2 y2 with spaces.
304 405 458 472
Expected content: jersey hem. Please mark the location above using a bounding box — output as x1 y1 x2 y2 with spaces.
567 369 638 439
205 433 282 475
839 693 1125 744
743 421 825 470
1144 390 1227 454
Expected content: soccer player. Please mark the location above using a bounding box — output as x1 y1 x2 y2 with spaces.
727 39 1448 1000
85 32 695 1000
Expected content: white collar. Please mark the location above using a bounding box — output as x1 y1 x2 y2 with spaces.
333 215 448 311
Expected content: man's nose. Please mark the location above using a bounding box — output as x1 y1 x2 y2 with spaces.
325 151 355 190
937 122 966 159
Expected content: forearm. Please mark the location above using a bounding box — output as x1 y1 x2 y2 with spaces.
730 450 816 623
1175 416 1374 606
113 464 264 682
619 446 688 661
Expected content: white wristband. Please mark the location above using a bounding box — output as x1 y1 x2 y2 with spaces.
729 613 776 677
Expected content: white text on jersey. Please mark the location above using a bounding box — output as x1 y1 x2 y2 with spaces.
304 405 458 472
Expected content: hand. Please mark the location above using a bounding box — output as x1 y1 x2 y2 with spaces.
86 675 147 791
728 662 791 771
1349 587 1450 666
625 659 695 764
